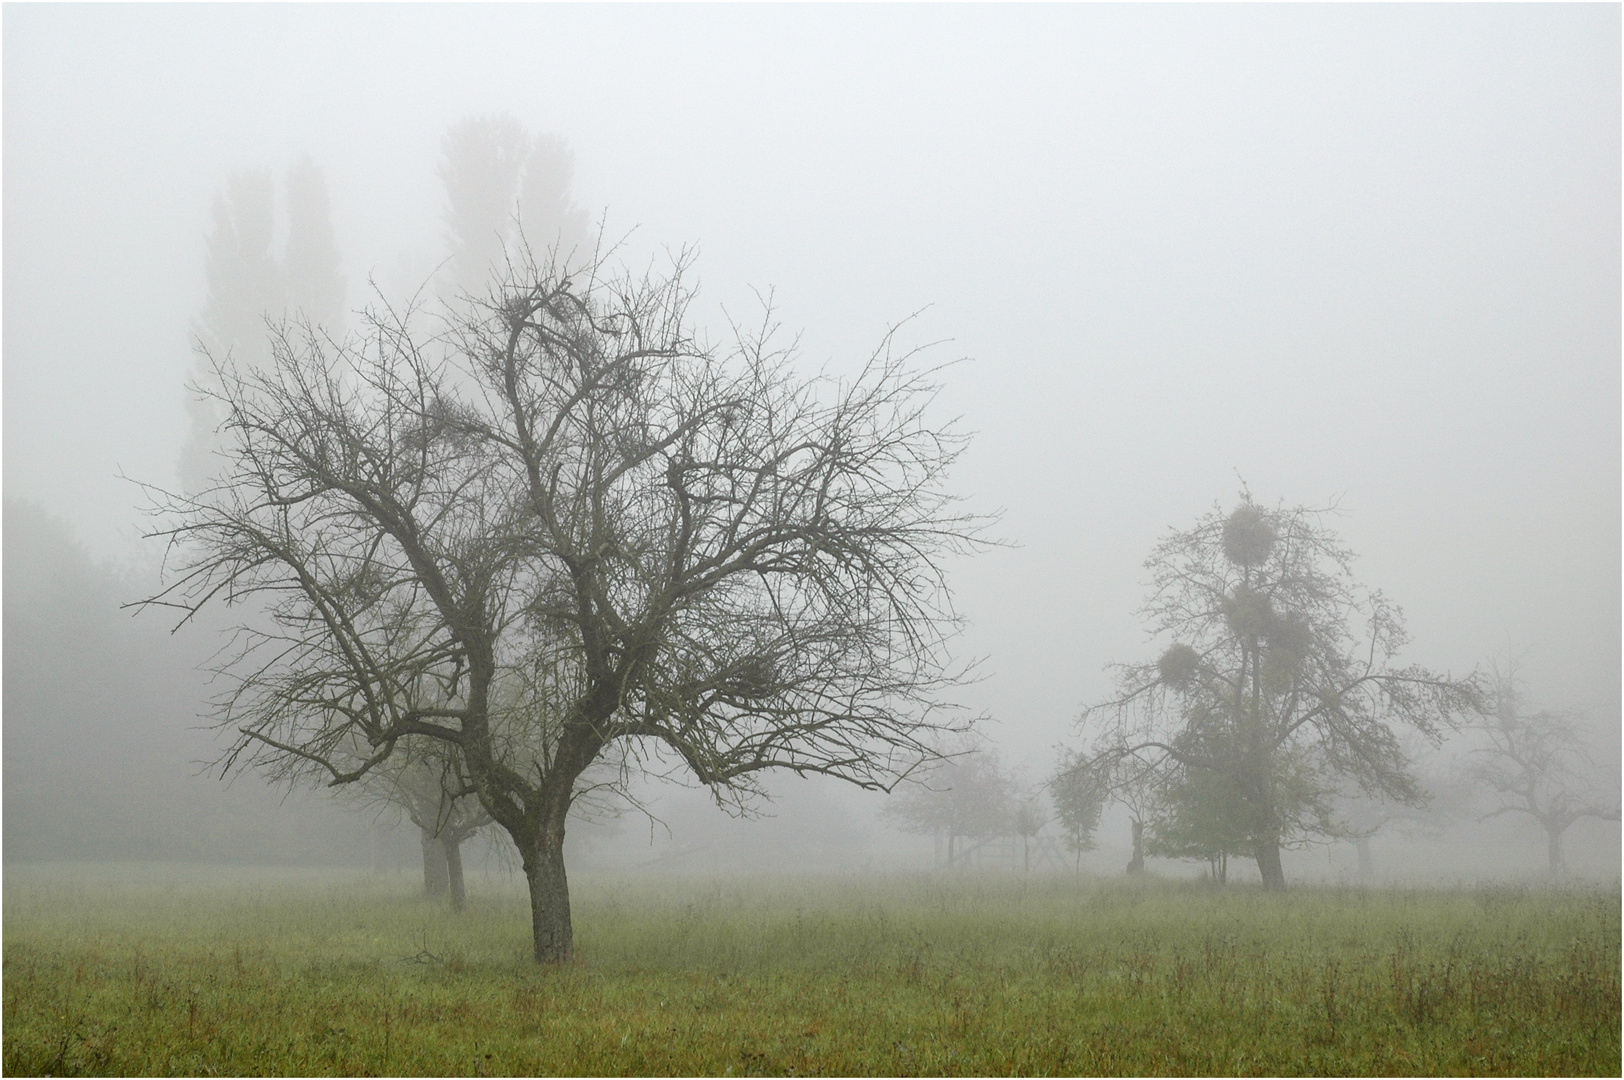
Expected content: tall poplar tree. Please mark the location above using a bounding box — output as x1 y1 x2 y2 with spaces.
180 160 346 492
437 113 590 298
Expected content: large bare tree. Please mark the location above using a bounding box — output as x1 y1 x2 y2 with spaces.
140 248 983 961
1070 497 1481 890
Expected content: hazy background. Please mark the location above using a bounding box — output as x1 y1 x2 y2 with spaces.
5 5 1618 879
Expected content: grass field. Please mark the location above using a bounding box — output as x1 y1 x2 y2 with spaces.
3 864 1618 1076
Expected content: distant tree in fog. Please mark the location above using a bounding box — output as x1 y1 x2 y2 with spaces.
139 246 984 962
5 500 146 858
5 500 377 866
886 745 1016 867
344 739 494 912
1067 496 1482 891
179 125 593 875
283 155 347 332
1468 661 1621 875
1143 764 1269 884
196 170 283 366
1010 790 1049 875
437 113 590 298
1048 749 1107 870
1054 747 1171 877
1330 750 1468 881
180 159 346 492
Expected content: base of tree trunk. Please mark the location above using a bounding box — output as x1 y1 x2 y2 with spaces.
443 837 466 912
1547 827 1566 875
421 829 449 898
1255 837 1286 891
525 842 573 963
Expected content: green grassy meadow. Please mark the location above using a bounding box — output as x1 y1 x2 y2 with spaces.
3 865 1618 1076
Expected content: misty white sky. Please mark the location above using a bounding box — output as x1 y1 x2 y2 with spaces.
5 4 1618 773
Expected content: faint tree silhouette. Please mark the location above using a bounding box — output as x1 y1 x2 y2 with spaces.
1469 659 1620 874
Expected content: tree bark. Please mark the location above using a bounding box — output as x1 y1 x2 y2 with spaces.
420 827 449 898
1255 835 1286 891
442 835 467 912
1126 819 1145 875
1545 821 1566 875
523 832 573 963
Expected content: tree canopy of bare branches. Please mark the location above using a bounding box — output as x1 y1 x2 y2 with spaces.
1469 659 1620 874
139 248 986 961
883 742 1018 867
1068 496 1481 890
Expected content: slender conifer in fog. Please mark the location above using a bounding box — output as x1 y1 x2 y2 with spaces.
138 247 985 962
437 113 590 298
180 161 346 493
1068 497 1483 890
283 155 347 333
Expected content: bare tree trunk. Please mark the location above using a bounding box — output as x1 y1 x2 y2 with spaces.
420 827 449 898
1125 819 1145 875
442 835 466 912
1255 835 1286 891
1356 835 1374 881
522 830 572 963
1546 821 1566 875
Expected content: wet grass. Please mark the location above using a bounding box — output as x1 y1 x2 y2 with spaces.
3 866 1618 1076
